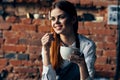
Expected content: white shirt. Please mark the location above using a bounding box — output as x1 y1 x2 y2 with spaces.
41 34 96 80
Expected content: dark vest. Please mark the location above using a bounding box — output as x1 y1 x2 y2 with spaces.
56 62 80 80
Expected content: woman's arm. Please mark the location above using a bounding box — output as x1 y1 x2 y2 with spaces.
41 33 56 80
70 41 96 80
83 42 96 78
78 55 89 80
70 53 90 80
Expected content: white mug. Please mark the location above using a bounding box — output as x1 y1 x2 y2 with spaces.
60 46 79 60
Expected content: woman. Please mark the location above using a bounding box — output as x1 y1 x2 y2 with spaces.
41 1 96 80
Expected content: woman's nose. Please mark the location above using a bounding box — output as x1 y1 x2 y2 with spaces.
55 18 60 24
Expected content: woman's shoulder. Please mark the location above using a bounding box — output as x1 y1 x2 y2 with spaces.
78 34 96 47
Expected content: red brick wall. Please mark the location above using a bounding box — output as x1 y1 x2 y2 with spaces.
0 0 119 79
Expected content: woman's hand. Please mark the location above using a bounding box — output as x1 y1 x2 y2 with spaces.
69 51 85 66
41 33 54 66
70 51 90 80
41 33 54 50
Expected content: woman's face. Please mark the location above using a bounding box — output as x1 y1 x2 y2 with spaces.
50 8 74 35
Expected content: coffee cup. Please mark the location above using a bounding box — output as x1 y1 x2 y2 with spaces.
60 46 79 60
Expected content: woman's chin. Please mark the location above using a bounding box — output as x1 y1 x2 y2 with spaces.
55 31 62 34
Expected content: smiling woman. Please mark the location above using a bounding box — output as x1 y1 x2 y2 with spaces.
41 1 96 80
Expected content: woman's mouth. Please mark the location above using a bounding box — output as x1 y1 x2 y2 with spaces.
55 25 62 30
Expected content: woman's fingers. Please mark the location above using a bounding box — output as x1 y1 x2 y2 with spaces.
41 33 54 46
69 52 85 64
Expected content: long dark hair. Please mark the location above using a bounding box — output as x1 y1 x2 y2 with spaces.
50 0 80 69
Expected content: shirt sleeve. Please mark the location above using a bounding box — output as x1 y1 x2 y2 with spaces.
41 65 56 80
83 41 96 78
41 48 56 80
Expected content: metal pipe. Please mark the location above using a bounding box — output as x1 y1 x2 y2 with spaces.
114 0 120 80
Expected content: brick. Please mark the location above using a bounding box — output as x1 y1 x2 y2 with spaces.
0 66 5 72
14 67 38 73
95 64 116 72
96 49 103 57
5 37 18 44
40 1 51 7
95 71 115 78
0 59 8 66
6 73 14 80
3 31 18 38
96 42 104 50
0 16 4 23
17 54 29 60
5 53 16 59
18 32 44 45
78 22 84 29
34 60 43 67
27 39 41 46
84 22 106 30
35 19 50 27
16 31 31 39
104 42 116 50
29 32 45 40
95 56 107 64
103 50 116 57
5 5 15 14
28 46 41 54
12 24 36 32
6 16 17 23
29 54 40 61
107 1 118 5
3 45 16 52
18 38 28 45
78 29 89 35
0 30 3 38
90 29 115 35
109 25 118 29
22 60 33 67
105 36 117 43
21 18 32 24
15 45 27 52
106 56 116 64
3 45 27 52
93 1 108 7
44 20 51 27
91 35 104 42
5 65 13 73
0 38 4 44
38 26 51 33
0 50 4 58
0 23 11 30
80 0 92 5
32 19 42 26
109 57 116 65
16 6 27 16
10 60 22 66
93 1 117 7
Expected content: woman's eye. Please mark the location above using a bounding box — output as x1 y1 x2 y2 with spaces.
50 14 67 21
50 17 55 21
59 15 66 19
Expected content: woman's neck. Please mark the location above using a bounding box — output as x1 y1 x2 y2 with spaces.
60 34 76 46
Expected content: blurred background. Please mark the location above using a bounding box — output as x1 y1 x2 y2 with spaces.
0 0 119 80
